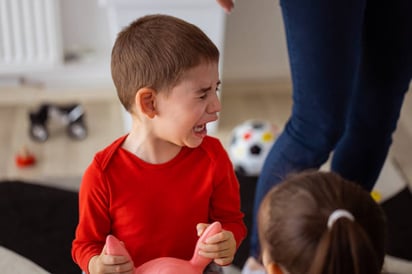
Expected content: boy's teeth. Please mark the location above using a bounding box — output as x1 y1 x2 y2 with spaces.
194 125 204 132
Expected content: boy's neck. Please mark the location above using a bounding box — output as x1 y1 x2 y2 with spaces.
122 131 182 164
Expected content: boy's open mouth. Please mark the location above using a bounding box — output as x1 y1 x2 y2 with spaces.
194 124 206 133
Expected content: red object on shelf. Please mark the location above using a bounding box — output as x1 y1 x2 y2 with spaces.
15 147 36 167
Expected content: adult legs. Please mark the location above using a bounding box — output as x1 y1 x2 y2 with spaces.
248 0 368 260
332 0 412 191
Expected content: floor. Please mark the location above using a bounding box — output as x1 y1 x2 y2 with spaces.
0 83 411 274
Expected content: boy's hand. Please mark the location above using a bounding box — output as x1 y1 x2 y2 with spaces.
88 244 134 274
215 0 235 13
196 223 237 266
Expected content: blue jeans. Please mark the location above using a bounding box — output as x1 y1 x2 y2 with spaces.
249 0 412 259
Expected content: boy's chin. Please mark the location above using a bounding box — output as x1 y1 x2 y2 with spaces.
185 138 205 148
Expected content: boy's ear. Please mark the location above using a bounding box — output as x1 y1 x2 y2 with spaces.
266 262 284 274
136 88 157 118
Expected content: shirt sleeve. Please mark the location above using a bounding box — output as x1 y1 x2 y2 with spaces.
208 140 247 249
71 158 111 273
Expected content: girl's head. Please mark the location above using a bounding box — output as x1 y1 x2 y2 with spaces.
111 14 220 113
258 171 386 274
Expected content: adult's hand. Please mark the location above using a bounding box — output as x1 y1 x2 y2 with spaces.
215 0 234 13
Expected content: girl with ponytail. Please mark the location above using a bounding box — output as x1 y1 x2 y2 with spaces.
258 171 386 274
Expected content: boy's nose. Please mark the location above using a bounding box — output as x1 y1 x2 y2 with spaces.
207 94 221 114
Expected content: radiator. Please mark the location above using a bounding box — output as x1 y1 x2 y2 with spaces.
0 0 62 74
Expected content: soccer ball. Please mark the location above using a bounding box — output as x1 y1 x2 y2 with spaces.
228 120 279 176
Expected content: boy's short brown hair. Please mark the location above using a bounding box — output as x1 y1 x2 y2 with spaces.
111 14 220 112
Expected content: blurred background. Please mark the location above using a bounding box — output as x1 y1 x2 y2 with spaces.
0 1 411 273
0 0 294 184
1 0 290 88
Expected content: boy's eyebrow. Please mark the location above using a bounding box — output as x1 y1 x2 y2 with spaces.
197 80 222 93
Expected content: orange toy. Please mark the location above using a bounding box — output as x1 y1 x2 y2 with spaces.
105 221 223 274
15 146 36 167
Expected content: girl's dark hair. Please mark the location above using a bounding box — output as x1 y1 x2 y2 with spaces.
111 14 219 112
258 171 386 274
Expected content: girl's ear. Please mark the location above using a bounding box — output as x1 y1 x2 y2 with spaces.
136 88 157 118
266 262 284 274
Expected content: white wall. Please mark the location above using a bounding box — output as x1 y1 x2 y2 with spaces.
60 0 112 57
58 0 290 83
222 0 290 81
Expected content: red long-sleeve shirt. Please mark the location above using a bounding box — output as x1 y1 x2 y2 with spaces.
72 135 246 272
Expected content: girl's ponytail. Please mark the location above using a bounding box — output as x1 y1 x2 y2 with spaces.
258 171 386 274
309 213 381 274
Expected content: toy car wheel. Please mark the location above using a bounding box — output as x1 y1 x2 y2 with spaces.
67 121 87 140
29 124 49 142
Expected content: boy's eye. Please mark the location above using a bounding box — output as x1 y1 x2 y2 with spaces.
199 93 207 99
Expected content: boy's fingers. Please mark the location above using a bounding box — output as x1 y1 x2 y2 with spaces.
214 256 234 266
204 232 225 244
196 223 209 236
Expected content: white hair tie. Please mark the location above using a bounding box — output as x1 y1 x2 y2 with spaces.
327 209 354 229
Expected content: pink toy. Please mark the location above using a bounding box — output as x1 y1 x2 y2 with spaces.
105 221 223 274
